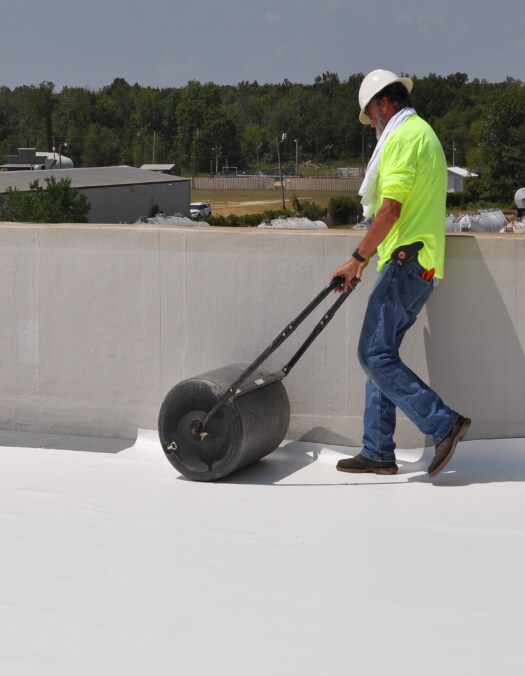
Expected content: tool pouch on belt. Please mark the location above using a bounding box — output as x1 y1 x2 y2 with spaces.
391 241 424 266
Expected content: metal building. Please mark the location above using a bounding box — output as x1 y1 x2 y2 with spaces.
0 166 191 223
0 147 74 170
447 166 478 192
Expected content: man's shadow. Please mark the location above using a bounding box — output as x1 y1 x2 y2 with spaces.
411 233 525 484
216 436 525 487
424 235 525 441
194 428 346 486
406 439 525 486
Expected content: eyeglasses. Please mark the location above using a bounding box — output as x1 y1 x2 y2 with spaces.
364 96 382 119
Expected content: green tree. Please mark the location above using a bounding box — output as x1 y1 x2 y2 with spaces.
303 72 341 158
52 86 95 140
240 124 268 169
199 104 241 172
174 81 225 170
82 123 118 166
95 78 133 129
411 73 468 124
0 176 90 223
477 82 525 200
131 85 169 164
160 87 182 163
12 81 55 149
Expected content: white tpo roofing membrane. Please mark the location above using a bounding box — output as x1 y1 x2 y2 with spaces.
0 430 524 675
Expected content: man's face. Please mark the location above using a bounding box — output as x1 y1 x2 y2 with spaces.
366 97 387 140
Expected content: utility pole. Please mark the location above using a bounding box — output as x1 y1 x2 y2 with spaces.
294 138 299 177
325 144 333 177
137 132 144 166
452 141 457 166
152 131 156 164
277 133 287 210
192 127 199 187
212 145 222 176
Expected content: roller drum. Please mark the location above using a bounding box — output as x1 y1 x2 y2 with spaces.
158 363 290 481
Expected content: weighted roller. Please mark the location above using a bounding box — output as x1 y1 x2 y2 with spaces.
158 363 290 481
158 275 357 481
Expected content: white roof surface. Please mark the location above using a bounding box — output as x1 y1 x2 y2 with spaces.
1 430 523 675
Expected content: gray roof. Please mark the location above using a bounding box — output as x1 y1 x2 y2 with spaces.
140 164 177 171
0 166 189 193
447 166 478 178
0 164 36 170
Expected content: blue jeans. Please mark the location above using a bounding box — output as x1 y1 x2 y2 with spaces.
357 259 458 462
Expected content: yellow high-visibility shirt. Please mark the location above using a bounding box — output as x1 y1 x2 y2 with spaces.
375 115 448 278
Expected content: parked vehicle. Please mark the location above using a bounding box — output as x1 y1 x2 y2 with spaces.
190 202 212 218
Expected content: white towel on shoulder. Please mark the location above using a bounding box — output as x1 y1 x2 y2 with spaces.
359 107 416 218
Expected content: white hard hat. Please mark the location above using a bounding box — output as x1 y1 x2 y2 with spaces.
359 69 413 125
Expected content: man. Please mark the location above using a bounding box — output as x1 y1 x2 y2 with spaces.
331 69 470 477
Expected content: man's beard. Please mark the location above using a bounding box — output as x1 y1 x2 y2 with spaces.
375 112 387 140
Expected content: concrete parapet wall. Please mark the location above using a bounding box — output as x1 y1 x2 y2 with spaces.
0 223 524 445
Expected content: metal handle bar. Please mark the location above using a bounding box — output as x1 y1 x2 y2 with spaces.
281 282 355 375
198 275 358 430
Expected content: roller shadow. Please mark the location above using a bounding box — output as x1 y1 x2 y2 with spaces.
210 440 323 485
218 425 367 485
218 426 424 485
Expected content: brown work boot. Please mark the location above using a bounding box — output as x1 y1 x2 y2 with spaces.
428 416 471 477
336 453 398 475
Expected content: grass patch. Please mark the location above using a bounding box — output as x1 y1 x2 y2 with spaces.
191 188 357 217
193 191 364 228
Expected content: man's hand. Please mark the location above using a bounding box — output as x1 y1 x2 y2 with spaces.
331 257 369 293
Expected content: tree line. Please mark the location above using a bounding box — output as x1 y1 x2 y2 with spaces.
1 72 524 202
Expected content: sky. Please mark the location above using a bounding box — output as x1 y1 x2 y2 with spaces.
0 0 524 92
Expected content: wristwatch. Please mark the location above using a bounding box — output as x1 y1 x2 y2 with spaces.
352 249 365 262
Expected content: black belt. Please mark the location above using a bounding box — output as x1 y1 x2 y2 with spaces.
391 241 423 265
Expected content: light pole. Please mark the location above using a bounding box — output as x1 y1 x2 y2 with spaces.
277 132 287 210
212 145 222 176
192 127 199 187
325 144 333 177
52 138 67 168
452 141 457 166
294 138 300 177
256 142 262 175
137 132 144 166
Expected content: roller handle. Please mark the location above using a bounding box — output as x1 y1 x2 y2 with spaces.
198 275 358 430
